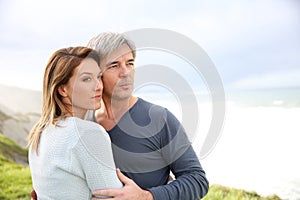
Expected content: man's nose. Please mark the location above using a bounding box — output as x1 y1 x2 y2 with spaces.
119 64 131 76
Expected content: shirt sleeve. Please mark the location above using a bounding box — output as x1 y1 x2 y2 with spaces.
148 110 209 200
71 121 123 191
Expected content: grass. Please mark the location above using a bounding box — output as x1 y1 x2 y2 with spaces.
203 184 281 200
0 133 32 200
0 133 28 164
0 133 281 200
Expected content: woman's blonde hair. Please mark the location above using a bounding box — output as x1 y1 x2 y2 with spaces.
28 46 100 154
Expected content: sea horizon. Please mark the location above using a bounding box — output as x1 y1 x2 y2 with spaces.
136 87 300 200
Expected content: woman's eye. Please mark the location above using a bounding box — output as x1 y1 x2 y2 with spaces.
83 77 91 82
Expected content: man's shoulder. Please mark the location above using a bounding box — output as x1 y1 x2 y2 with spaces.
136 98 166 111
132 98 171 122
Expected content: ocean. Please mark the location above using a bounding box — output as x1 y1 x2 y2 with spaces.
135 87 300 200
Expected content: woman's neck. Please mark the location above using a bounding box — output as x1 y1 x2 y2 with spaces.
70 109 87 120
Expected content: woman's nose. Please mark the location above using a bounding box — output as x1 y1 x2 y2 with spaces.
95 79 103 91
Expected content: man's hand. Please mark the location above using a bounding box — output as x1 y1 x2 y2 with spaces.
92 168 154 200
30 189 37 200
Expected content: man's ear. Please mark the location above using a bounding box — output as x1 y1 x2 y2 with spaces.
58 85 68 97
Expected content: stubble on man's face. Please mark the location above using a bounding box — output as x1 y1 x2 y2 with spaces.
100 45 135 102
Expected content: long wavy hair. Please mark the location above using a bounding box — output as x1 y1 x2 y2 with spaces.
28 46 100 154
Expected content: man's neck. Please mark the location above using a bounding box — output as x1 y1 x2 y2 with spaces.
102 95 138 128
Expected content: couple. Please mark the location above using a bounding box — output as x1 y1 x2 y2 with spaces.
28 32 209 199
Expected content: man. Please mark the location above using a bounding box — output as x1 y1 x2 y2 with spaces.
87 32 209 200
30 32 209 200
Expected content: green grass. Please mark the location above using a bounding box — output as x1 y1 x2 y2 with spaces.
203 184 281 200
0 133 28 163
0 133 32 200
0 133 281 200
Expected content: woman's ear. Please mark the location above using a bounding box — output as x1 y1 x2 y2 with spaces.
58 85 68 97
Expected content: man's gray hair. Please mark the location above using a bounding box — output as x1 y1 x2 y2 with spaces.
87 32 136 60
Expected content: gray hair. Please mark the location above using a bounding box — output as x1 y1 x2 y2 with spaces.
87 32 136 60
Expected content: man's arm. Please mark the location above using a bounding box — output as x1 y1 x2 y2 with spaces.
149 145 209 199
92 169 154 200
147 110 209 200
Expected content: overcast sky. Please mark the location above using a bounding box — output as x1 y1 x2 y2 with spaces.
0 0 299 91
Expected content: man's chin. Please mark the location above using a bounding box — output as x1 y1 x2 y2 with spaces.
111 93 132 101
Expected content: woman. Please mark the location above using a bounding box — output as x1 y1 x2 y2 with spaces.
28 47 122 199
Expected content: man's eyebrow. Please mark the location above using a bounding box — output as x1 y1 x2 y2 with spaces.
106 61 118 67
105 59 135 67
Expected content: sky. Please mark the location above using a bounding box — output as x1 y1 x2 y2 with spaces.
0 0 299 92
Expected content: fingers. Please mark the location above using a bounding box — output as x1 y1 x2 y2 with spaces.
92 194 113 200
116 168 131 184
92 169 131 199
92 189 115 199
30 189 37 200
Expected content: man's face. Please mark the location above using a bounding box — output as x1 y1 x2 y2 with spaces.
101 44 135 101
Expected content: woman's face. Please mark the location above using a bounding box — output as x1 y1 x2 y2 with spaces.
62 58 103 118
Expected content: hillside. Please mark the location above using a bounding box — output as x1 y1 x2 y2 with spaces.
0 133 28 165
0 84 41 114
0 84 41 147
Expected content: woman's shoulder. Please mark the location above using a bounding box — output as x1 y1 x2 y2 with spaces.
71 118 112 151
71 117 106 133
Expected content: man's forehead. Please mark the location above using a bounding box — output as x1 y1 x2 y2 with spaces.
106 45 133 62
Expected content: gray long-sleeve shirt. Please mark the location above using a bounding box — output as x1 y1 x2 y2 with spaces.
107 98 209 200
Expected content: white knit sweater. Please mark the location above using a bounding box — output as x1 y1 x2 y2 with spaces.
29 117 122 199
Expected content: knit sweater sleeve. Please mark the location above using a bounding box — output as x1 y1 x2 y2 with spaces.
71 119 123 191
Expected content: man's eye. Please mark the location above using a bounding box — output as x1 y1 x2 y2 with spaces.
107 65 118 71
108 65 118 69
